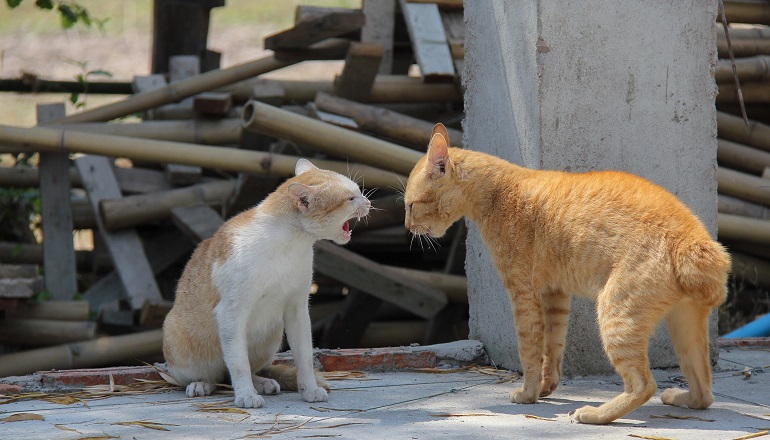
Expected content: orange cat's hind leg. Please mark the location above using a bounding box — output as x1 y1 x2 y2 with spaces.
660 299 715 409
540 290 570 397
573 291 661 424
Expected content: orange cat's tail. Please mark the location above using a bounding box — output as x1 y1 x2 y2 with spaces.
674 240 731 307
257 364 329 392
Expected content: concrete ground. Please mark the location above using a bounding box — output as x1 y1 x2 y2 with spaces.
0 342 768 439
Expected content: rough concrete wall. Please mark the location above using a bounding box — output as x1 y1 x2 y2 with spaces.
464 0 719 374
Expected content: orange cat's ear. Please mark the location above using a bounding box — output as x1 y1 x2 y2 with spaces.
426 132 449 179
288 183 317 213
431 123 451 147
295 158 319 176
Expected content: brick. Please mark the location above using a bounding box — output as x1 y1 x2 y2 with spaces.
0 383 23 394
38 366 161 388
718 337 770 348
318 347 436 371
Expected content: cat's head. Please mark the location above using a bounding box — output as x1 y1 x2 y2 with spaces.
404 123 464 239
288 159 371 244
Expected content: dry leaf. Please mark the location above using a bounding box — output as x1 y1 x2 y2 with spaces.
628 435 675 440
733 431 770 440
310 406 365 413
432 412 492 418
197 407 250 415
0 413 44 423
650 413 715 422
109 374 115 393
54 424 82 434
321 371 367 380
524 414 556 422
112 420 178 431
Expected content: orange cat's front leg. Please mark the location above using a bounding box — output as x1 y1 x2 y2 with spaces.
508 291 546 404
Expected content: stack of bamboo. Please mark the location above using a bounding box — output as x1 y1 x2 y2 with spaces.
715 2 770 325
0 0 468 377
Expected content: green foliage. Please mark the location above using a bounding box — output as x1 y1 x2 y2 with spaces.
5 0 108 31
66 59 113 109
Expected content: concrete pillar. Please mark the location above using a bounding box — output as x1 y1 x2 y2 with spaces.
463 0 719 374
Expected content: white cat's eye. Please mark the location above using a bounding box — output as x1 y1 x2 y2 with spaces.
348 196 356 201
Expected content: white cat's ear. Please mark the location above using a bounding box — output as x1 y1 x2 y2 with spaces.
288 183 317 213
431 123 451 147
295 158 319 176
426 131 449 179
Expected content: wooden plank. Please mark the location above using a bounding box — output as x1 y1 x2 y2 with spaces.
164 55 203 185
334 42 384 102
264 10 365 50
151 0 224 74
408 0 464 10
0 278 42 298
320 289 383 349
313 241 447 319
75 155 163 310
399 0 455 82
170 204 223 243
37 103 78 301
362 0 396 74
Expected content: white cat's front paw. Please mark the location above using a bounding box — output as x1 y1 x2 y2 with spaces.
254 377 281 395
186 381 213 398
301 386 328 403
234 391 264 408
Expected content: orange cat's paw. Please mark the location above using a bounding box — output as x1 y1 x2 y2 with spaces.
660 388 713 409
572 405 607 425
254 377 281 395
509 387 538 404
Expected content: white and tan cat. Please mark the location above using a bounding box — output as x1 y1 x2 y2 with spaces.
163 158 371 408
404 124 730 424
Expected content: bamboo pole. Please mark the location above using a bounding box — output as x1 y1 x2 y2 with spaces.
314 92 463 148
224 75 463 104
99 180 234 230
0 77 133 94
718 212 770 244
716 24 770 40
721 1 770 25
0 318 96 347
717 38 770 58
717 111 770 153
242 100 423 176
59 119 242 145
0 242 110 269
0 125 404 190
718 167 770 206
382 265 467 304
717 138 770 174
715 56 770 83
718 82 770 104
719 194 770 219
0 166 81 188
56 54 293 123
0 329 163 378
6 300 90 321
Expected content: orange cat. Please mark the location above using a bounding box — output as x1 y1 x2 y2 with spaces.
404 124 730 424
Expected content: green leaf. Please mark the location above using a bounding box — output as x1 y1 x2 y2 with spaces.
87 69 112 78
58 4 77 28
69 92 79 105
34 0 53 9
77 7 90 26
6 0 24 8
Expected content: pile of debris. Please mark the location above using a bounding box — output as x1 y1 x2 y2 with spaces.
0 0 468 377
714 1 770 334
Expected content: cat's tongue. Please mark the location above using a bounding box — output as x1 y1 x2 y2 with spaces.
343 221 350 233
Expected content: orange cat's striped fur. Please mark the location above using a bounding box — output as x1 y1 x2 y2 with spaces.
404 124 731 425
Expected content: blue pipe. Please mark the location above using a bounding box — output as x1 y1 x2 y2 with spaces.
722 313 770 338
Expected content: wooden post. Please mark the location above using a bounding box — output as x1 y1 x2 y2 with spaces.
152 0 224 74
170 204 223 243
37 103 78 301
165 55 204 184
399 0 456 82
334 43 384 102
361 0 396 74
75 156 164 310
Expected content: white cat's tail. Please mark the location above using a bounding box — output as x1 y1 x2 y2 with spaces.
674 239 731 307
258 364 329 392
